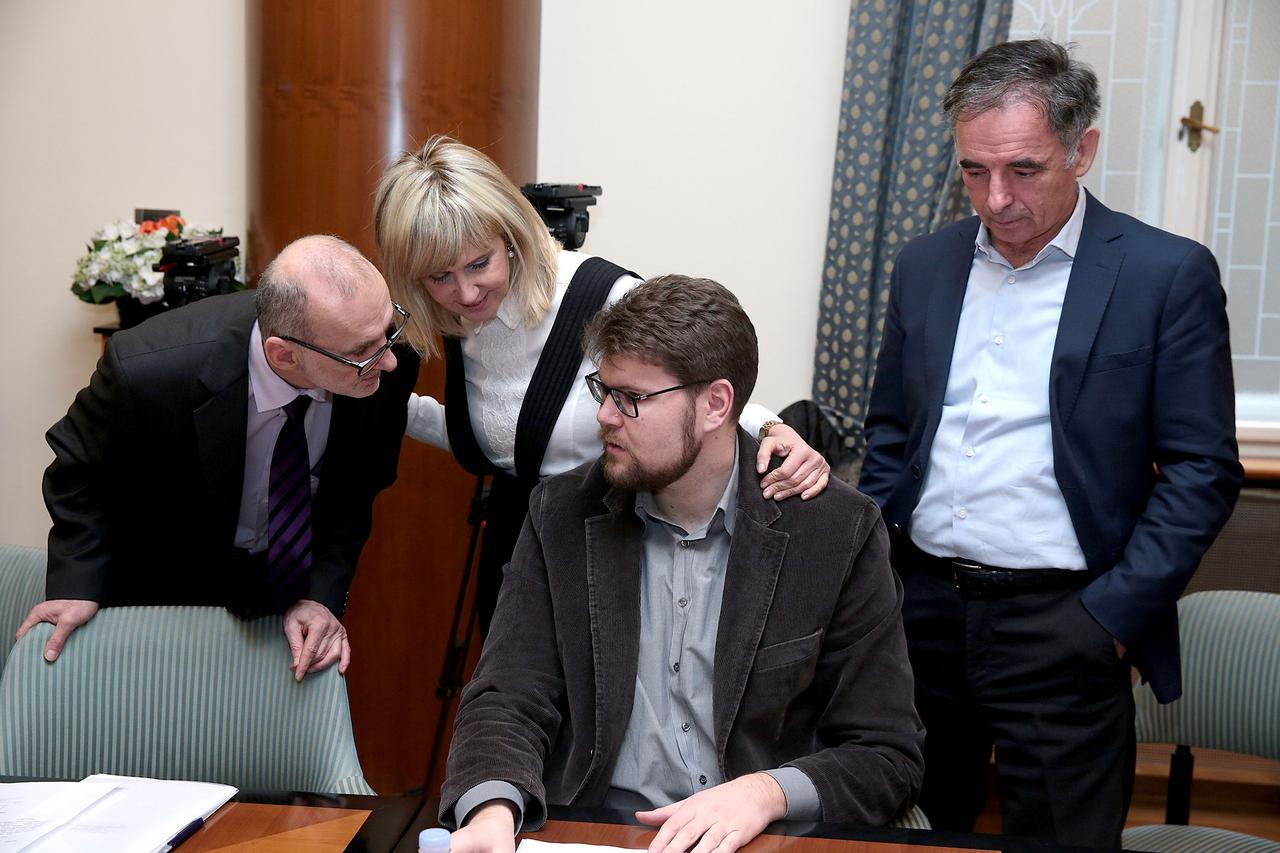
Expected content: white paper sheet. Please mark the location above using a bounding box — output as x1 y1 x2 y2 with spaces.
0 782 116 853
22 775 237 853
518 837 646 853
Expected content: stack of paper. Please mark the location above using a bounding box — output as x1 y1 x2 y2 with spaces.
0 775 236 853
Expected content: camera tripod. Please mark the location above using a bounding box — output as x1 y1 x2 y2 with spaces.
422 473 489 797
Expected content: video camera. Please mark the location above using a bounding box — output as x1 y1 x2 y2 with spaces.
521 183 602 250
154 235 241 306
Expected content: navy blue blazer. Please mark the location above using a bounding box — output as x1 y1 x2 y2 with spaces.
859 192 1242 703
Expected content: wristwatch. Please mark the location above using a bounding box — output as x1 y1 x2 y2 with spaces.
757 419 784 443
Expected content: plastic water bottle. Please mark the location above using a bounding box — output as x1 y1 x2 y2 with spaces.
419 827 451 853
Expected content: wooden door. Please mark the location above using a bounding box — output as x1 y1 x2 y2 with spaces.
248 0 541 793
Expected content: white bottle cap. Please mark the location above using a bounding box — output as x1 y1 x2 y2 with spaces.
419 827 451 852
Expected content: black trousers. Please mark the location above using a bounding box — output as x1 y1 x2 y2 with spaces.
899 557 1135 848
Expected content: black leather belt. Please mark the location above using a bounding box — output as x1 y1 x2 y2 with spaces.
904 546 1088 597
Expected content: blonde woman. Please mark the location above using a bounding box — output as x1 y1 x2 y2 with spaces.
375 136 830 629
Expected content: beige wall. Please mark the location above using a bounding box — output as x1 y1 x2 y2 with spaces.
537 0 849 411
0 0 846 546
0 2 247 546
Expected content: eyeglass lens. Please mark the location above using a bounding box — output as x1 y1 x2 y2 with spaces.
586 373 639 417
356 305 409 376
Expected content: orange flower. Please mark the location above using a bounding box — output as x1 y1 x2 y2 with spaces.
139 220 157 233
159 214 186 233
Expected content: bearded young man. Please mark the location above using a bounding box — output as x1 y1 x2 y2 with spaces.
436 275 923 853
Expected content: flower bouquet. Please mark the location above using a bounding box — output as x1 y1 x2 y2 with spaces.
71 215 236 306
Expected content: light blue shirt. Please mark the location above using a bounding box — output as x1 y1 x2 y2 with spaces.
910 186 1088 571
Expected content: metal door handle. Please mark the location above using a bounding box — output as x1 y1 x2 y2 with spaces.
1178 100 1219 152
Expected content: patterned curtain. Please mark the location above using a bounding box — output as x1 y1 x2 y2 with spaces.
812 0 1011 474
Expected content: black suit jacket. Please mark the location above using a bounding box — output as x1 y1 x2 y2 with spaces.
442 432 924 828
860 192 1242 702
43 290 419 616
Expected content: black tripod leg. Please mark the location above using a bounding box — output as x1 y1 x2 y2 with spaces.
423 473 488 796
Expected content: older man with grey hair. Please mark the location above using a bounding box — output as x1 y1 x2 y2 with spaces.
19 235 419 679
859 39 1241 846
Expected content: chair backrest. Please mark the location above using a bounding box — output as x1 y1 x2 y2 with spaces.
0 544 48 681
889 804 931 830
1184 488 1280 595
0 605 374 795
1133 590 1280 760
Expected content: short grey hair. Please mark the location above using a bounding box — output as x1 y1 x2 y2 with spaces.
256 235 375 339
943 39 1100 163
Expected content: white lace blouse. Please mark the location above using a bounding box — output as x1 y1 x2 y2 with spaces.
405 251 772 477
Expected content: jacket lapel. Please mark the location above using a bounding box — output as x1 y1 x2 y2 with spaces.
193 297 255 538
711 444 789 766
585 486 643 792
923 220 981 420
1050 192 1124 444
321 395 362 480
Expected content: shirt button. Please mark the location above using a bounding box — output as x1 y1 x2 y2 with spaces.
994 334 1005 345
699 775 707 785
957 508 968 519
673 662 680 672
979 394 990 404
678 597 688 608
1006 275 1016 284
964 447 975 458
679 541 690 549
682 722 691 732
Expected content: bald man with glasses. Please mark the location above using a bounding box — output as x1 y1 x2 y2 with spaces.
19 235 419 679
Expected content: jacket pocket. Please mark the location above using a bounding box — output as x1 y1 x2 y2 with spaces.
751 628 823 674
1087 346 1153 373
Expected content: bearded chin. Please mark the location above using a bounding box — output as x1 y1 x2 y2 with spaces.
599 409 701 493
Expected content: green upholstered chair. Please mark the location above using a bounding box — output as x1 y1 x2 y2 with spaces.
0 544 48 681
0 605 374 795
1124 824 1280 853
1122 590 1280 853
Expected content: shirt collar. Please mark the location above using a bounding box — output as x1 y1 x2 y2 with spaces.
975 183 1087 268
247 321 330 413
634 439 740 537
493 292 522 331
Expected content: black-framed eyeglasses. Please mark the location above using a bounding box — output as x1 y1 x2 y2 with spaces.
282 303 410 377
585 371 709 418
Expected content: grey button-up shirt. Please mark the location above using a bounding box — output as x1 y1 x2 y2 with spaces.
603 442 819 819
455 442 819 828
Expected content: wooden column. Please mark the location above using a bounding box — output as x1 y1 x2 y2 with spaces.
248 0 541 794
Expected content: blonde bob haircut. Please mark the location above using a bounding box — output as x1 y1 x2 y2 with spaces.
373 135 561 359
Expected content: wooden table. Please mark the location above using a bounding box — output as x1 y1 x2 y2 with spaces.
183 789 422 852
394 804 1124 853
529 818 991 853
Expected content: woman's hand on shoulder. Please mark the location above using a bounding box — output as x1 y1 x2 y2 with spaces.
756 423 831 501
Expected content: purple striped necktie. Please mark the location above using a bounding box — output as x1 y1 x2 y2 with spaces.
263 394 314 612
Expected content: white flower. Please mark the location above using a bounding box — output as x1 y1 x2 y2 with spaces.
131 264 167 302
141 230 168 249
